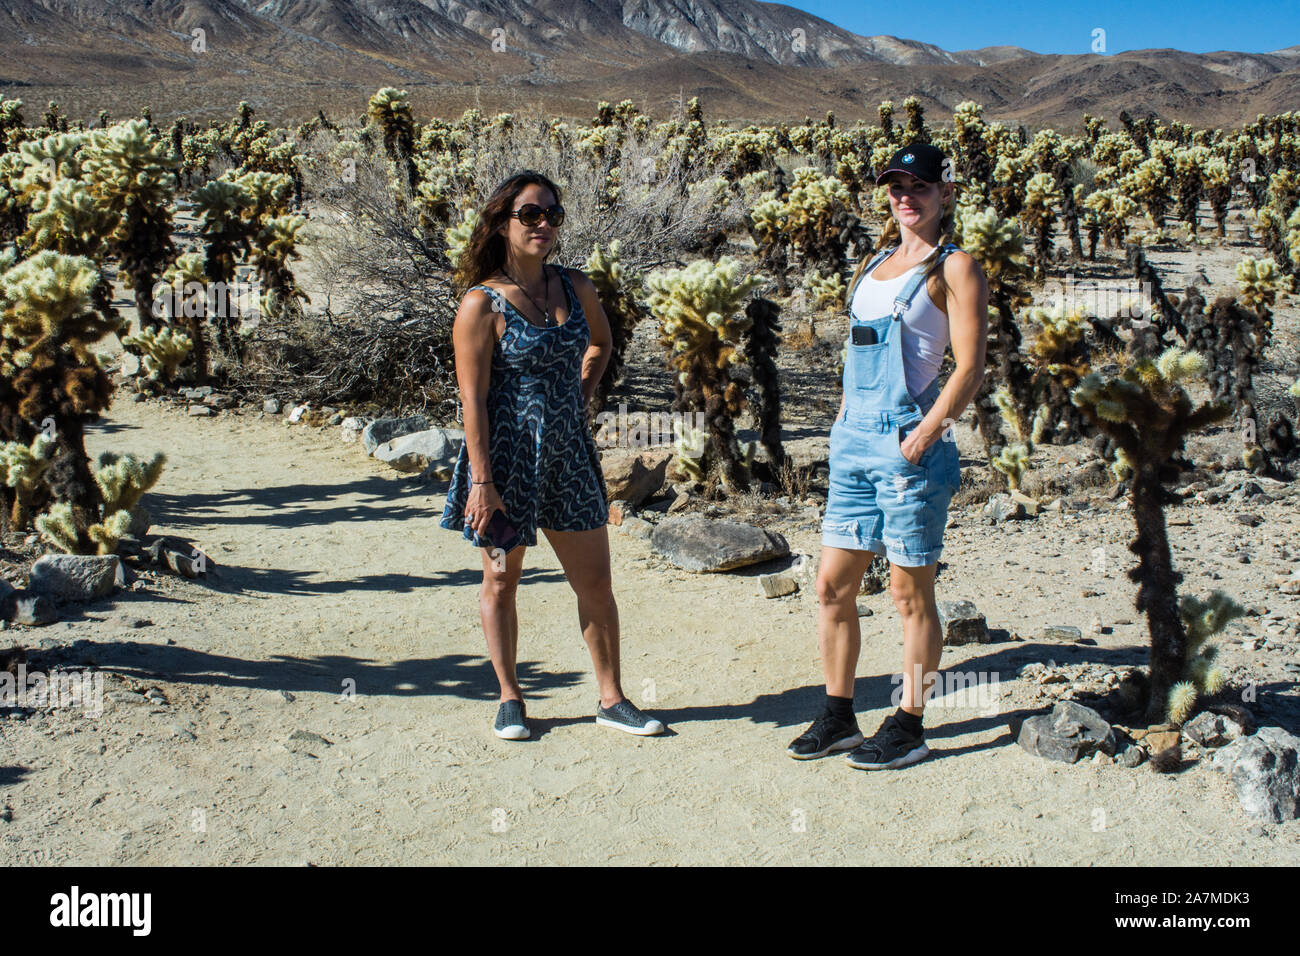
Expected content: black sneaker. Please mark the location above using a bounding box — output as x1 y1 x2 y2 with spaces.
493 699 529 740
844 713 929 770
595 699 665 735
787 713 864 759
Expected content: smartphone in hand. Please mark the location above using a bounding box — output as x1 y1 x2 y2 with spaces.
483 509 522 553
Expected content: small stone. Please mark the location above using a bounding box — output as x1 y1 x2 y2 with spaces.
615 516 654 539
758 572 798 598
1043 624 1083 642
188 404 214 417
263 398 282 415
12 594 57 626
280 690 296 702
1017 701 1116 763
1182 710 1245 748
606 500 633 526
937 600 989 645
1117 745 1146 768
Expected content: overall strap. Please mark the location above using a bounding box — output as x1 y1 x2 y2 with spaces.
891 242 958 318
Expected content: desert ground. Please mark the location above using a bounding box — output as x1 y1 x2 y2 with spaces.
0 220 1297 865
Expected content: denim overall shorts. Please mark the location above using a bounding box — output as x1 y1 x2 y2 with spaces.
820 244 962 567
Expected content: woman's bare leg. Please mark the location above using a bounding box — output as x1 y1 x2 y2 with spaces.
480 544 527 702
889 561 941 715
541 525 623 708
814 546 878 698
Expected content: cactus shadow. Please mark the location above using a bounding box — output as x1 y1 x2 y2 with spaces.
32 639 583 702
138 473 437 532
0 765 31 788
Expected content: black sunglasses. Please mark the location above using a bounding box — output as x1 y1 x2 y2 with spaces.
509 203 565 228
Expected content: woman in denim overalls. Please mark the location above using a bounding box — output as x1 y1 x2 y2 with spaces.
788 143 989 769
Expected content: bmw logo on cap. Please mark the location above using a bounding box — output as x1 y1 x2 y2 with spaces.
902 153 914 163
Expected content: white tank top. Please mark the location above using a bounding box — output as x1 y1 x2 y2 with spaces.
850 256 949 397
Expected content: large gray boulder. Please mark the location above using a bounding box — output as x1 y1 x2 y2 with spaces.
1212 726 1300 822
373 428 464 474
1017 701 1117 764
28 554 122 602
362 415 429 455
650 515 789 572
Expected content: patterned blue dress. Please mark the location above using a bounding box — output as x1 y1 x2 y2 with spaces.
440 266 609 549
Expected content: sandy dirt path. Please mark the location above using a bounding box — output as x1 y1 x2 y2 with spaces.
0 390 1296 866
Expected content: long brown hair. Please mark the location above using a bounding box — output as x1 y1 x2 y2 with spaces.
452 170 563 299
844 184 957 310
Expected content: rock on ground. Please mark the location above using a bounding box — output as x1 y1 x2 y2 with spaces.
650 515 789 572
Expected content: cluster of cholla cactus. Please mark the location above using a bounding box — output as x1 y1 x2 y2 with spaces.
1072 347 1231 722
1024 303 1092 442
644 256 762 492
749 166 863 294
80 119 178 329
1165 591 1243 724
584 240 645 417
37 450 165 555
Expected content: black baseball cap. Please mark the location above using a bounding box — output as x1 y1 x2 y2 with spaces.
874 143 953 185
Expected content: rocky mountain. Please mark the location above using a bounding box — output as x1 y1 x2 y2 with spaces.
1 0 1296 128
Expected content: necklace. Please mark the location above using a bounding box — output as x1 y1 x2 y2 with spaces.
502 264 552 327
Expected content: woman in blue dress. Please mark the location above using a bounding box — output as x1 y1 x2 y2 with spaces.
441 170 665 741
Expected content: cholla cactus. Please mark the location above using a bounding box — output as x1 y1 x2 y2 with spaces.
94 450 165 515
991 440 1029 490
1166 591 1243 723
957 204 1030 296
444 205 479 270
990 386 1032 490
1021 172 1061 278
35 501 131 555
1071 347 1231 721
367 88 418 193
122 325 193 381
1236 256 1280 316
1201 156 1232 238
584 240 645 416
803 269 846 312
34 450 165 554
1123 156 1173 230
0 431 55 528
1172 145 1210 234
672 417 707 482
0 250 116 546
956 203 1034 455
644 256 762 492
80 119 178 329
1025 303 1091 442
251 213 309 320
1082 188 1138 253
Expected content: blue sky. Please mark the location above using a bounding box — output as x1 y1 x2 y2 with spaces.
789 0 1300 54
